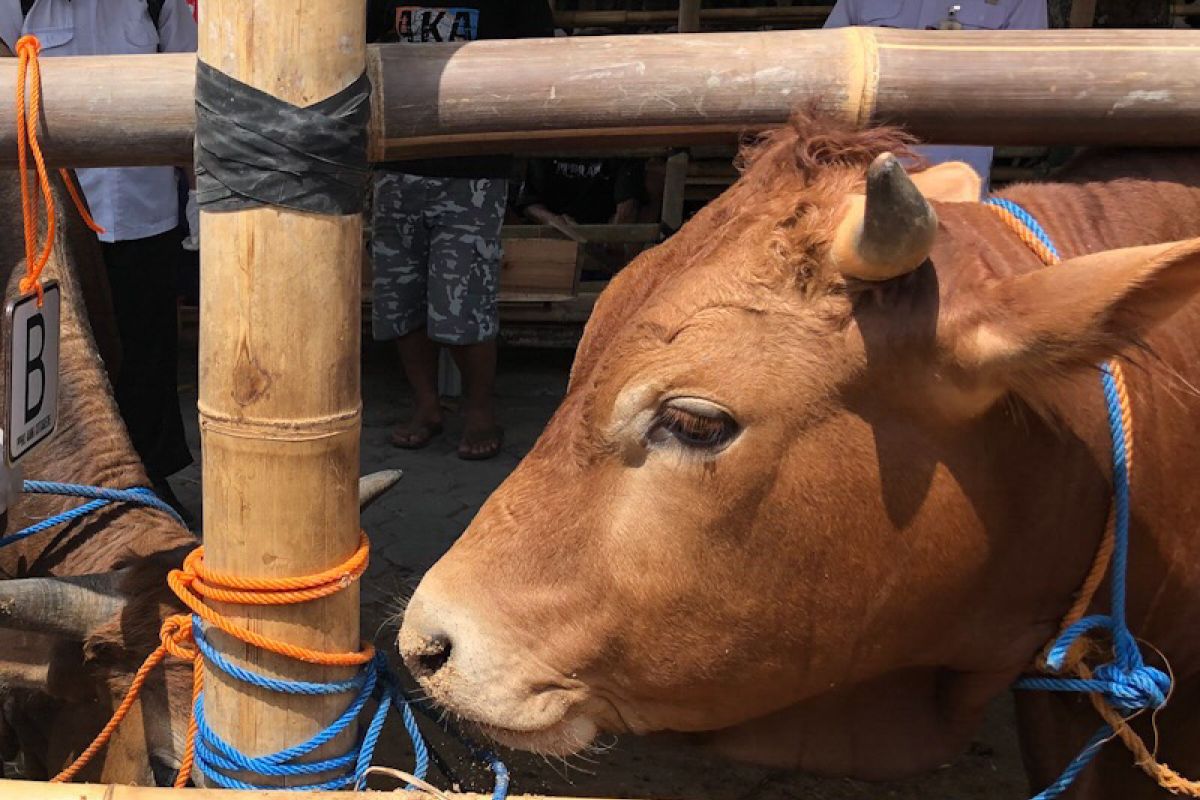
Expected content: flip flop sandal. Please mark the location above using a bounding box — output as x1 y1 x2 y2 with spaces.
457 427 504 461
390 421 444 450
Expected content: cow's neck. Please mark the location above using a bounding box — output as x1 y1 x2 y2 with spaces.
0 175 194 577
995 159 1200 678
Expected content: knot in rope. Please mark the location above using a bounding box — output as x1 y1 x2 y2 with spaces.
15 34 40 58
985 197 1200 800
160 614 198 662
50 532 440 792
1090 662 1171 715
13 34 105 306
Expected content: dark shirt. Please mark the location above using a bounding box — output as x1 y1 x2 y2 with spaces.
368 0 554 179
518 158 645 224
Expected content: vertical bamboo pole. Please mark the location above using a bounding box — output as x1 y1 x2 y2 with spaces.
677 0 702 32
197 1 366 786
660 149 689 233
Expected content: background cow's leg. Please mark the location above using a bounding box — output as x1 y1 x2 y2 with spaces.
1015 686 1200 799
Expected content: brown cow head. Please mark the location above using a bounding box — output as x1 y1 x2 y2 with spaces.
399 117 1200 777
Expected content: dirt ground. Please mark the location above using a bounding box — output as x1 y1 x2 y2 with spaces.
172 335 1031 800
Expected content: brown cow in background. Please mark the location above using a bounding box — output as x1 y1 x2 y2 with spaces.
400 114 1200 800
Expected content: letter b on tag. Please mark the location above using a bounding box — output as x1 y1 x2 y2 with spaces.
6 282 60 464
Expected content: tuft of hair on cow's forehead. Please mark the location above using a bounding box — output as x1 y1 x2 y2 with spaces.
572 112 917 390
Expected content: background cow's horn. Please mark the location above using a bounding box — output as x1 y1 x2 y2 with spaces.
0 572 128 640
359 469 404 512
831 152 938 281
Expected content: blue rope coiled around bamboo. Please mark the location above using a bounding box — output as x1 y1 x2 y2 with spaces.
191 619 431 792
9 483 507 796
0 481 185 547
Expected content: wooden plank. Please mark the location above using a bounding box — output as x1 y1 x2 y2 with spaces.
503 223 660 243
197 0 365 787
501 291 600 323
0 781 634 800
555 5 831 26
500 323 585 348
6 30 1200 168
499 239 580 300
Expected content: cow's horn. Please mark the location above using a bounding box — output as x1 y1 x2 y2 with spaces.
0 572 128 640
359 469 403 512
831 152 938 281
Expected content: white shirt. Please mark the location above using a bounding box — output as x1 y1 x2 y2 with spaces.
1 0 197 243
824 0 1049 191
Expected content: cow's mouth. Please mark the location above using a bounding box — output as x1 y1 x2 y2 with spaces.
471 713 600 756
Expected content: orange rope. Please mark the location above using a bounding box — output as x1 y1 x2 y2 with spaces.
50 533 372 786
14 35 104 307
987 202 1200 796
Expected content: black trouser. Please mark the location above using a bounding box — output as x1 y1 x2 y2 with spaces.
101 229 193 481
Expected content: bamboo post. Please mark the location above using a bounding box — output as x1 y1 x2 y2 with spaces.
196 0 366 786
677 0 702 33
661 150 689 233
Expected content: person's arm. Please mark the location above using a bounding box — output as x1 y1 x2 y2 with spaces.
609 199 637 225
822 0 855 28
517 160 568 224
156 0 198 54
609 161 644 224
1004 0 1049 30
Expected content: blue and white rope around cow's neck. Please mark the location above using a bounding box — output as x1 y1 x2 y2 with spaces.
2 481 185 545
984 197 1173 800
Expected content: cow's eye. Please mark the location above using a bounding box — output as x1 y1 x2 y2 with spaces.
651 398 739 451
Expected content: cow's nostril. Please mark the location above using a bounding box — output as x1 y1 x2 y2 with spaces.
414 634 453 678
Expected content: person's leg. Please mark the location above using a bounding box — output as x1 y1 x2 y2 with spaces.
101 230 193 517
371 172 442 447
450 338 497 457
426 177 506 459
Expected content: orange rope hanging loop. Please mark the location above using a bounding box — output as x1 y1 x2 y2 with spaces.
14 34 104 306
51 532 373 786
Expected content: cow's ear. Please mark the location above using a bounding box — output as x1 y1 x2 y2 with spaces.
909 161 981 203
951 238 1200 375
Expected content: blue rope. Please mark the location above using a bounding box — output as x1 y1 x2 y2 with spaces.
991 200 1171 800
983 198 1061 259
6 481 496 795
192 618 434 792
408 696 510 800
1 481 185 547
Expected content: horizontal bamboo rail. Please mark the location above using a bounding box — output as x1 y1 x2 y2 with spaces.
555 5 832 27
2 28 1200 168
0 780 619 800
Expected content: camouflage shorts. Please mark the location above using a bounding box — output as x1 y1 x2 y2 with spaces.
370 172 506 345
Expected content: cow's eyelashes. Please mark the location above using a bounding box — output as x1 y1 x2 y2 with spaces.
649 399 739 452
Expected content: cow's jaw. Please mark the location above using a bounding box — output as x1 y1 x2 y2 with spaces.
399 579 611 756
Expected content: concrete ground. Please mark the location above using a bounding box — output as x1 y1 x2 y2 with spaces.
172 332 1029 800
